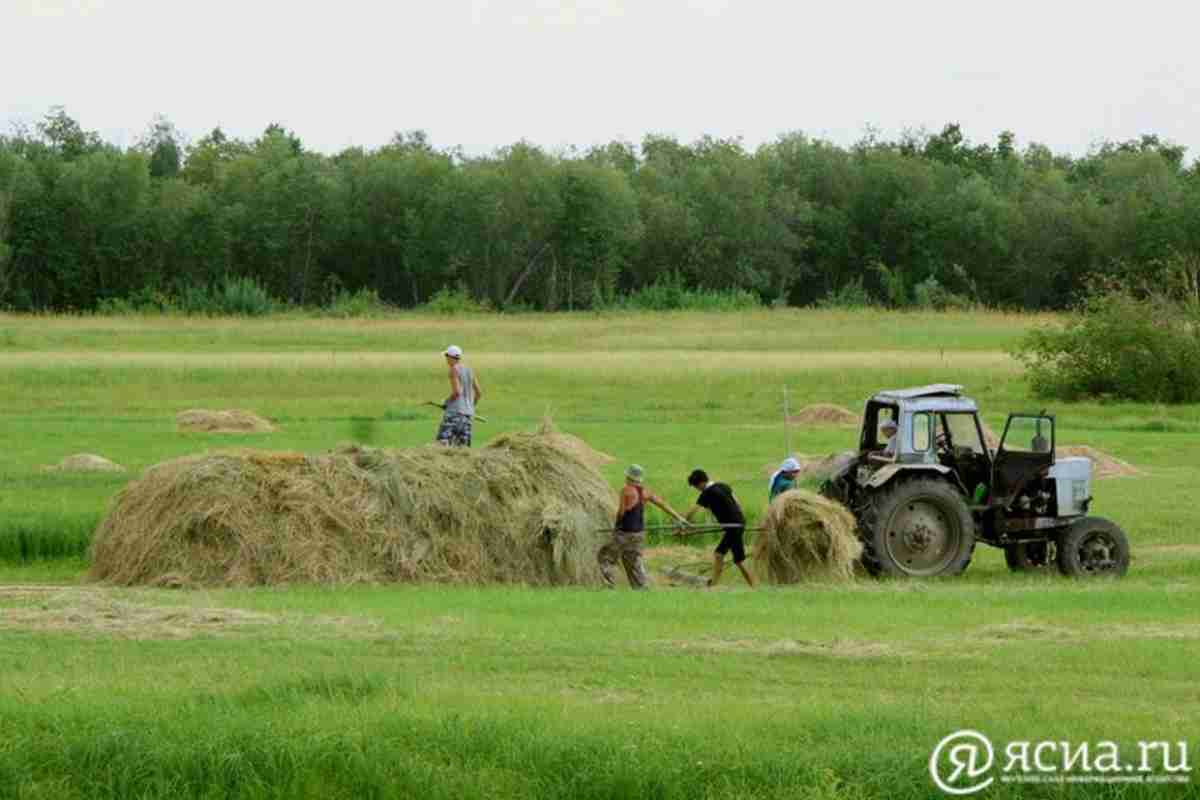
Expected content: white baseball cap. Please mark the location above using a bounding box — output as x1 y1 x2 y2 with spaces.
443 345 463 359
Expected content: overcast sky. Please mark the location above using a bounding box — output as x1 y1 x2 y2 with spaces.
3 0 1198 160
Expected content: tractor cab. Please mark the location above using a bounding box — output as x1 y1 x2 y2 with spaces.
858 384 992 493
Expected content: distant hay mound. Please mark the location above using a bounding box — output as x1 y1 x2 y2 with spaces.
527 418 615 468
47 453 126 473
788 404 859 426
1058 445 1142 479
90 428 615 587
176 409 276 433
754 489 861 583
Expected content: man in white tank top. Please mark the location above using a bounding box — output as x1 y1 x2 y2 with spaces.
436 345 483 447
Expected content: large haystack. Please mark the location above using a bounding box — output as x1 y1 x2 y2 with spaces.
527 418 615 468
788 404 860 426
176 409 276 433
754 489 861 583
47 453 126 473
90 429 615 587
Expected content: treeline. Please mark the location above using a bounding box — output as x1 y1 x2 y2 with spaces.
1 108 1199 313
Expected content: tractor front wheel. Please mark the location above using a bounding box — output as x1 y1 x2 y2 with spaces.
1056 517 1130 578
863 478 976 577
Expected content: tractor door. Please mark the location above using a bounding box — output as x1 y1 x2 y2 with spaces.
992 414 1055 505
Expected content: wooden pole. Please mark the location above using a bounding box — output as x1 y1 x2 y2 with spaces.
783 385 792 458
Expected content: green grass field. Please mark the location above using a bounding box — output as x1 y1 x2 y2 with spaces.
0 309 1196 799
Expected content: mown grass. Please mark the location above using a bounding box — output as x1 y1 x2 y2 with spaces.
1 580 1196 799
0 309 1197 799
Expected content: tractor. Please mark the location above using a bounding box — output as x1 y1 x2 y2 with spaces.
819 384 1130 578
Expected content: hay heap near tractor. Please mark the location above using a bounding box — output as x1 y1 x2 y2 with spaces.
753 489 861 583
90 424 616 588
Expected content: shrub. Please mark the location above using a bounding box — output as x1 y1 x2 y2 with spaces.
912 276 973 310
166 277 282 316
815 278 874 309
175 284 216 315
325 288 391 318
95 296 137 316
422 286 493 315
1012 285 1200 403
215 276 279 316
873 261 908 308
96 287 175 315
612 274 761 312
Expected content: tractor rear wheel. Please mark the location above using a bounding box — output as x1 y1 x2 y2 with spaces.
1056 517 1130 578
862 478 976 577
1004 541 1054 572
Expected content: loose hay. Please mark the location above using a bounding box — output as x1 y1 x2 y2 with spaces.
176 409 277 433
90 427 615 587
788 404 859 426
46 453 126 473
670 636 902 659
754 489 861 583
0 589 385 640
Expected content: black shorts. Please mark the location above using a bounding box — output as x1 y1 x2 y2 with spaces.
715 527 746 564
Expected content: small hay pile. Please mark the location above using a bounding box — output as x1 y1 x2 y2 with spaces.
1059 445 1142 479
46 453 126 473
90 428 615 587
754 489 861 583
176 409 276 433
788 404 860 426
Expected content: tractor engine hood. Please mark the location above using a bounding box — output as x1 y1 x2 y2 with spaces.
1048 457 1091 516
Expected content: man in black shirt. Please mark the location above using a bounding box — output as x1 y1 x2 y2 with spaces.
685 469 755 588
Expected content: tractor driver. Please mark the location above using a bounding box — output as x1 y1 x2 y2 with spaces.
880 418 899 458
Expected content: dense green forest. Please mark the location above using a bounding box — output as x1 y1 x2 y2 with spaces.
1 108 1198 312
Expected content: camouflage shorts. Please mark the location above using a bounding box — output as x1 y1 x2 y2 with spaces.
597 530 649 590
435 413 473 447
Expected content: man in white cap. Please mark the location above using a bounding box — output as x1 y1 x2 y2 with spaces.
768 457 803 501
435 345 483 447
880 418 899 458
598 464 688 590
